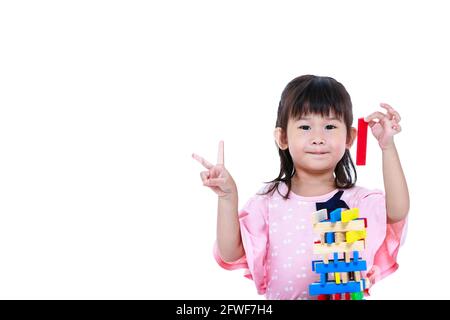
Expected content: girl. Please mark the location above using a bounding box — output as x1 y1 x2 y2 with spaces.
192 75 409 300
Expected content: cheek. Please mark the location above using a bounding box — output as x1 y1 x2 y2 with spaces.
329 136 348 154
288 139 306 157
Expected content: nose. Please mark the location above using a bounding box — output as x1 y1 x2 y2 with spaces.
312 137 325 145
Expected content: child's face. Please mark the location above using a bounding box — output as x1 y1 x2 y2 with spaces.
275 112 356 174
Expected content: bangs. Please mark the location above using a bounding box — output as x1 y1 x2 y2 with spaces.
288 77 348 121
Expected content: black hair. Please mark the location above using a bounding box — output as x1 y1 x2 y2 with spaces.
259 75 357 199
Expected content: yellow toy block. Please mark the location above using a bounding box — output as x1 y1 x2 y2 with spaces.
335 272 341 284
345 230 367 243
341 208 359 222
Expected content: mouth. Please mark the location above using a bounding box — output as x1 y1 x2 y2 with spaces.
307 152 329 155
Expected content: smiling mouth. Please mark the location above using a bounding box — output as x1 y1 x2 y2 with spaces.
308 152 329 155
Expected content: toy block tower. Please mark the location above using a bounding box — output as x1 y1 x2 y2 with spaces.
308 208 368 300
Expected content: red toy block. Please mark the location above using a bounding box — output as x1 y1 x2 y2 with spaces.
332 293 341 300
356 118 368 166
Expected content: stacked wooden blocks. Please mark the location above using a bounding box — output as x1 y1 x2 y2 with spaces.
308 208 368 300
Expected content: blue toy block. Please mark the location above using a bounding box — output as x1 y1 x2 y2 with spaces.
353 251 359 261
333 252 339 263
309 279 366 295
325 232 335 244
312 259 367 273
320 273 327 284
329 208 344 222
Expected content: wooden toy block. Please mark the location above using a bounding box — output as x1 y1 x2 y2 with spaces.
335 272 341 284
344 252 351 263
331 293 341 300
320 273 327 284
341 208 359 222
311 259 367 273
312 209 328 224
335 232 345 243
309 279 366 295
356 118 368 166
341 272 349 283
309 206 367 300
333 252 339 263
349 272 355 281
351 291 364 300
329 208 343 222
313 219 365 233
346 230 367 243
325 232 335 244
362 218 367 228
313 240 365 255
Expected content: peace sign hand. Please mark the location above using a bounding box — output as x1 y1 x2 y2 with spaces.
192 141 238 198
364 103 402 150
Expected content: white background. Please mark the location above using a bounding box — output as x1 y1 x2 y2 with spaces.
0 0 448 299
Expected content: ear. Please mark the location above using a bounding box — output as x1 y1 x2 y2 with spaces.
274 127 289 150
346 127 357 149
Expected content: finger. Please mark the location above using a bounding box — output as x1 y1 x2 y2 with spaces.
367 120 378 128
379 104 394 120
393 122 402 132
380 102 393 109
380 103 401 123
210 165 225 179
364 111 387 123
192 153 214 169
380 104 398 121
206 177 226 186
200 171 210 183
390 108 401 123
217 140 224 165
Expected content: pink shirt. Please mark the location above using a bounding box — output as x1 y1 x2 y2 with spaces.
214 182 407 300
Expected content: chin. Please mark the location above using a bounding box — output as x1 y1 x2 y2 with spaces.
304 164 334 173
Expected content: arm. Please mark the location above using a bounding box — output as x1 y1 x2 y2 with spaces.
382 143 410 223
217 192 245 262
365 103 410 224
193 141 244 262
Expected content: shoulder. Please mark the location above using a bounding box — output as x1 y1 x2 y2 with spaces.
239 184 275 218
341 185 385 208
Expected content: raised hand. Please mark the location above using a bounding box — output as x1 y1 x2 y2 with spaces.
364 103 402 150
192 141 237 198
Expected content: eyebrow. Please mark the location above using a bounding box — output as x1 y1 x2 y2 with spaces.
298 117 341 121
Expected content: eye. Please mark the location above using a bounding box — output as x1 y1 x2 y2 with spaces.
325 125 337 130
298 125 311 130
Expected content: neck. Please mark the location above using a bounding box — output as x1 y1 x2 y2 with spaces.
291 169 336 197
